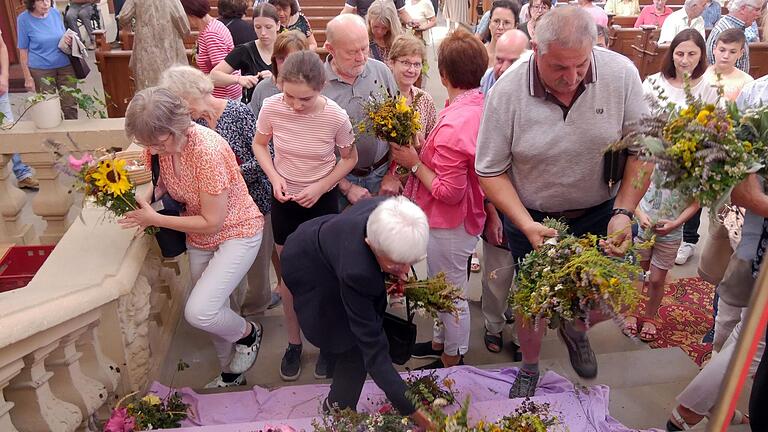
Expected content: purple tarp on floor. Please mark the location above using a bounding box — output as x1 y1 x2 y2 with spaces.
149 365 659 431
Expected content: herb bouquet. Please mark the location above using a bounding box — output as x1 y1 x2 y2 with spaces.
511 219 643 330
609 77 764 214
424 397 564 432
358 89 422 175
387 272 464 318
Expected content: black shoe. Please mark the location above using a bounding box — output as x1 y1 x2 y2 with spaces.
504 307 515 324
280 344 302 381
558 323 597 379
508 369 539 399
314 352 329 379
411 341 443 359
416 356 464 370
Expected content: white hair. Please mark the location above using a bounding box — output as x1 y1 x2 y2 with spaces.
533 6 596 55
366 196 429 264
326 13 367 45
158 64 214 101
728 0 764 9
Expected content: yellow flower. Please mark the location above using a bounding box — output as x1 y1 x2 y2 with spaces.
696 110 710 125
91 158 132 196
141 395 161 405
396 96 410 113
744 142 753 152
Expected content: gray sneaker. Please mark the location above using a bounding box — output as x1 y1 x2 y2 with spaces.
508 370 539 398
558 323 597 378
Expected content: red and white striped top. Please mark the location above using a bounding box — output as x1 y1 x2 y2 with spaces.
197 19 242 100
256 94 355 196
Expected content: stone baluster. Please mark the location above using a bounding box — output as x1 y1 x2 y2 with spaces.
46 327 108 431
0 359 24 432
23 152 74 244
76 321 120 394
0 154 35 244
6 341 82 432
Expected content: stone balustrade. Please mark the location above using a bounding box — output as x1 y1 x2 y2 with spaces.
0 119 131 245
0 204 190 431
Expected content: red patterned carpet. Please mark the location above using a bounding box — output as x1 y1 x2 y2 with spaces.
633 277 716 366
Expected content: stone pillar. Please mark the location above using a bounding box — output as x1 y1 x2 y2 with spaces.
118 274 152 392
76 321 120 394
0 154 35 244
24 152 74 244
46 327 108 429
6 342 82 432
0 359 24 432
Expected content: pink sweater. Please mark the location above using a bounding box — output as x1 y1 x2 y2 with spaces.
405 90 486 236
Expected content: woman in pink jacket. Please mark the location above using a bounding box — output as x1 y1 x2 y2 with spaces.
390 29 487 370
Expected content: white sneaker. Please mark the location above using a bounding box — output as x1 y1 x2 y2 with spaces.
204 373 246 388
229 321 263 374
675 242 696 265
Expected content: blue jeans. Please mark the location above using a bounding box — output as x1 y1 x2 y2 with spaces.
0 93 33 181
339 163 388 209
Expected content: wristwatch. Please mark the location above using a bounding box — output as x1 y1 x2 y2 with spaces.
610 208 634 219
411 162 421 174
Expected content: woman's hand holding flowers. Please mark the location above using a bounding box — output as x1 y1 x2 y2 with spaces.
119 198 160 230
389 142 420 169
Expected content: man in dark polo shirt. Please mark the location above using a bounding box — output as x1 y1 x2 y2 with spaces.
322 14 404 208
475 6 651 398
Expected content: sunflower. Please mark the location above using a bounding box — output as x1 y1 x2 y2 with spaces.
91 158 132 196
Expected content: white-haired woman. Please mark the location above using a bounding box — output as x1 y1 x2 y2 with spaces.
280 196 433 430
159 65 275 322
366 0 404 62
121 87 264 389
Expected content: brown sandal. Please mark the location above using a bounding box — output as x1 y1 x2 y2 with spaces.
622 316 638 338
639 320 658 342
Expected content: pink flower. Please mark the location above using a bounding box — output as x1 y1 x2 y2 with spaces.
104 407 135 432
378 403 394 414
68 153 94 171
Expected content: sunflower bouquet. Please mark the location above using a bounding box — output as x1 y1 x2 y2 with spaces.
609 76 764 213
47 140 158 235
386 272 464 318
511 219 643 330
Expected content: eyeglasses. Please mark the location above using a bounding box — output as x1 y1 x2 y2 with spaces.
139 133 174 149
531 4 550 10
395 60 423 70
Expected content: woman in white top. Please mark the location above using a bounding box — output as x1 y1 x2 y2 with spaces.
642 28 719 106
704 28 754 102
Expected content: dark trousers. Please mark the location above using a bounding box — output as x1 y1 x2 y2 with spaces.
751 326 768 429
503 199 614 260
326 346 367 410
682 208 702 244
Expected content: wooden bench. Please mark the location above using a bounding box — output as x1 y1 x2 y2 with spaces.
609 15 638 28
748 42 768 79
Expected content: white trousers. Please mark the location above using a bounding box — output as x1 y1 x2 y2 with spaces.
677 308 766 415
231 214 274 316
186 232 262 368
480 239 516 335
427 226 478 356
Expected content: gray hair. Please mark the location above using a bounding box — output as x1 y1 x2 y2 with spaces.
158 65 214 101
684 0 699 7
366 196 429 264
124 87 191 146
326 13 367 45
729 0 764 9
533 6 596 55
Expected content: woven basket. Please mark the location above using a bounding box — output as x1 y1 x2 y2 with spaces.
115 150 151 185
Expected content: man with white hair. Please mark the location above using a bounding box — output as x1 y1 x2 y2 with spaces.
323 14 402 207
480 29 530 94
476 6 650 398
658 0 707 43
706 0 766 73
280 196 432 429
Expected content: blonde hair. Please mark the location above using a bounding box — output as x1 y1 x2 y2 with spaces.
388 34 427 62
272 30 310 76
366 0 403 48
158 65 214 101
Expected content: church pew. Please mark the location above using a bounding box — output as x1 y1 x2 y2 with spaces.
748 42 768 79
610 15 639 28
608 27 650 72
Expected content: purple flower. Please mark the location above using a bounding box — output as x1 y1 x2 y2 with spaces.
104 407 135 432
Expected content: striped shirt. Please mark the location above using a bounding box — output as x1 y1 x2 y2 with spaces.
197 19 242 100
707 15 750 74
257 94 355 196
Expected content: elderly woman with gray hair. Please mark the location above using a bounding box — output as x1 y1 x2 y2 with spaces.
159 65 275 321
120 87 265 389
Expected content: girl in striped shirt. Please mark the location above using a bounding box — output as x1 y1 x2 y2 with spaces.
252 50 358 380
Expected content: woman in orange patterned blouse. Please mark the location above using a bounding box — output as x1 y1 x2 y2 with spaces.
121 87 265 389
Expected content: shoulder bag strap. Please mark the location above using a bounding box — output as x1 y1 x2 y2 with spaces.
150 154 160 202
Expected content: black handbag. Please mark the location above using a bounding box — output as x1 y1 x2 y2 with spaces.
603 148 628 188
151 155 187 258
383 295 417 365
69 54 90 79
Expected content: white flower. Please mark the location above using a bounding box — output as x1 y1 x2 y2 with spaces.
432 397 449 408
